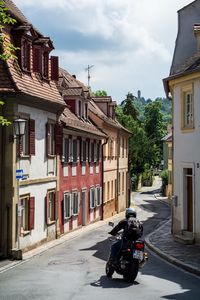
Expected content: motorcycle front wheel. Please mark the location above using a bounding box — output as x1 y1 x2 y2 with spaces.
123 259 139 283
105 261 114 278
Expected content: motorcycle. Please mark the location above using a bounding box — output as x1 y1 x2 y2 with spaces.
105 221 148 283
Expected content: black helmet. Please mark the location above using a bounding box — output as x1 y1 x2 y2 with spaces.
125 207 137 219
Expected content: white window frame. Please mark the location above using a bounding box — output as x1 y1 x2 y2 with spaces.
72 191 80 215
96 186 101 206
184 92 193 128
20 194 29 231
48 190 55 222
63 192 72 219
90 187 95 209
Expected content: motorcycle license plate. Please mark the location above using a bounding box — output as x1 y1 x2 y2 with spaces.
133 250 143 260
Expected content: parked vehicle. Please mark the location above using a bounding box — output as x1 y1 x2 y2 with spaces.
106 222 148 283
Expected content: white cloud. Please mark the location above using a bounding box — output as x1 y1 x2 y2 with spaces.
14 0 193 100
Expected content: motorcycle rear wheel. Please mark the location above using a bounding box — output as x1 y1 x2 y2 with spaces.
123 259 139 283
105 262 114 278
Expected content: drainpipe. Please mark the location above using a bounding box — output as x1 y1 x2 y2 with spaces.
101 137 108 220
116 131 119 213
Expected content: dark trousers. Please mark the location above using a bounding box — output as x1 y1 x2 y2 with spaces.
110 239 122 262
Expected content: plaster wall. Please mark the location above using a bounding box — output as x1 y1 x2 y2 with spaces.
173 79 200 241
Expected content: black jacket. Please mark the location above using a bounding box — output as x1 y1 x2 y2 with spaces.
109 218 143 240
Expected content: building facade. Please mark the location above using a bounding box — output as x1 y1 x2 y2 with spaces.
164 2 200 244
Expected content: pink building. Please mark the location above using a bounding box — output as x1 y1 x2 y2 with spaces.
57 69 106 235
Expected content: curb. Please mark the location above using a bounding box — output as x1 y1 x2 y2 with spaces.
145 220 200 277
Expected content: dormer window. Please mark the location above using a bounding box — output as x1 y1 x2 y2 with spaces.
21 39 31 72
78 100 82 117
84 103 88 120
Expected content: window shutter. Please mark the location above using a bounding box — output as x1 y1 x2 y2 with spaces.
28 197 35 230
29 119 35 155
16 136 23 157
80 139 83 162
33 46 42 73
94 142 97 162
51 56 59 81
78 192 80 213
45 195 49 225
26 43 31 71
54 191 58 220
69 138 73 162
73 139 77 162
88 140 91 162
46 123 50 157
55 123 63 156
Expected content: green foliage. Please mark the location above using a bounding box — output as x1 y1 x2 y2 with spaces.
121 92 139 120
0 1 18 125
161 169 168 186
93 90 108 97
116 92 171 190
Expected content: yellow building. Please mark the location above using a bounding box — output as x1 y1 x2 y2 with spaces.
89 97 130 218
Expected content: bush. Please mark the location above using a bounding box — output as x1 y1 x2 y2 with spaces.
160 169 168 195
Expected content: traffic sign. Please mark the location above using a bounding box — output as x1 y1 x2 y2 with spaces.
16 169 23 180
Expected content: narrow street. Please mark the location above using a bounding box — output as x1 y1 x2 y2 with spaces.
0 186 199 300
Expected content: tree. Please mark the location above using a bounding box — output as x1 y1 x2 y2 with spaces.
121 92 139 120
0 1 18 126
144 100 166 166
93 90 107 97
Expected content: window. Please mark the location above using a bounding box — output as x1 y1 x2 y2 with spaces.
46 123 55 156
184 92 193 127
73 139 78 162
18 119 35 157
96 186 101 206
96 142 101 162
90 187 95 209
72 191 79 215
43 51 49 79
111 181 113 199
84 103 88 119
107 181 110 200
182 86 194 129
63 137 69 162
64 192 71 219
20 195 35 232
21 39 31 72
46 190 56 224
81 140 87 162
168 146 172 159
122 138 124 158
78 101 82 117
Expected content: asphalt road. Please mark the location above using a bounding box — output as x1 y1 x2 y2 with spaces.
0 190 199 300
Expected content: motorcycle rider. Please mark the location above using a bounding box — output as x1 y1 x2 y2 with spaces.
108 207 143 266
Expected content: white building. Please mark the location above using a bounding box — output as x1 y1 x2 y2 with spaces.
164 1 200 244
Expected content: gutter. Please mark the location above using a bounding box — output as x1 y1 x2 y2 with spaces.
101 137 108 220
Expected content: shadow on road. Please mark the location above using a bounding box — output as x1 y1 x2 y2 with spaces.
140 188 161 195
90 275 139 289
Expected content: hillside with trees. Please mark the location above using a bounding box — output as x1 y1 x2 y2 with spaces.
116 92 172 190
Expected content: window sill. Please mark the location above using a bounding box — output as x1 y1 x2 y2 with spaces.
181 127 195 133
47 154 56 159
21 230 31 236
47 220 56 226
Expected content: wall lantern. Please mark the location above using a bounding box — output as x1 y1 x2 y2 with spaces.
13 118 26 137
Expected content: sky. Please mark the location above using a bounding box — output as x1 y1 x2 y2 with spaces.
14 0 193 103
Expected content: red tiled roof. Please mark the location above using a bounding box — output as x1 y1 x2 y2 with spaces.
89 100 131 134
60 108 106 138
0 1 65 107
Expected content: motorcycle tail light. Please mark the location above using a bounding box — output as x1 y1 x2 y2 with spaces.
135 242 144 250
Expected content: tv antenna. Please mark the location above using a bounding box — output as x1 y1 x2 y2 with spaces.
85 65 94 88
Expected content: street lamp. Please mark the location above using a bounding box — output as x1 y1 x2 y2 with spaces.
13 118 26 137
13 118 26 260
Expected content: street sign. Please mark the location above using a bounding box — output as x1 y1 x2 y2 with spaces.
16 169 23 180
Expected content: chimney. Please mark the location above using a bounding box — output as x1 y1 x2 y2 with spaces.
194 24 200 54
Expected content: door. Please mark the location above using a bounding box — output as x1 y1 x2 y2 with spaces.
187 171 193 232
